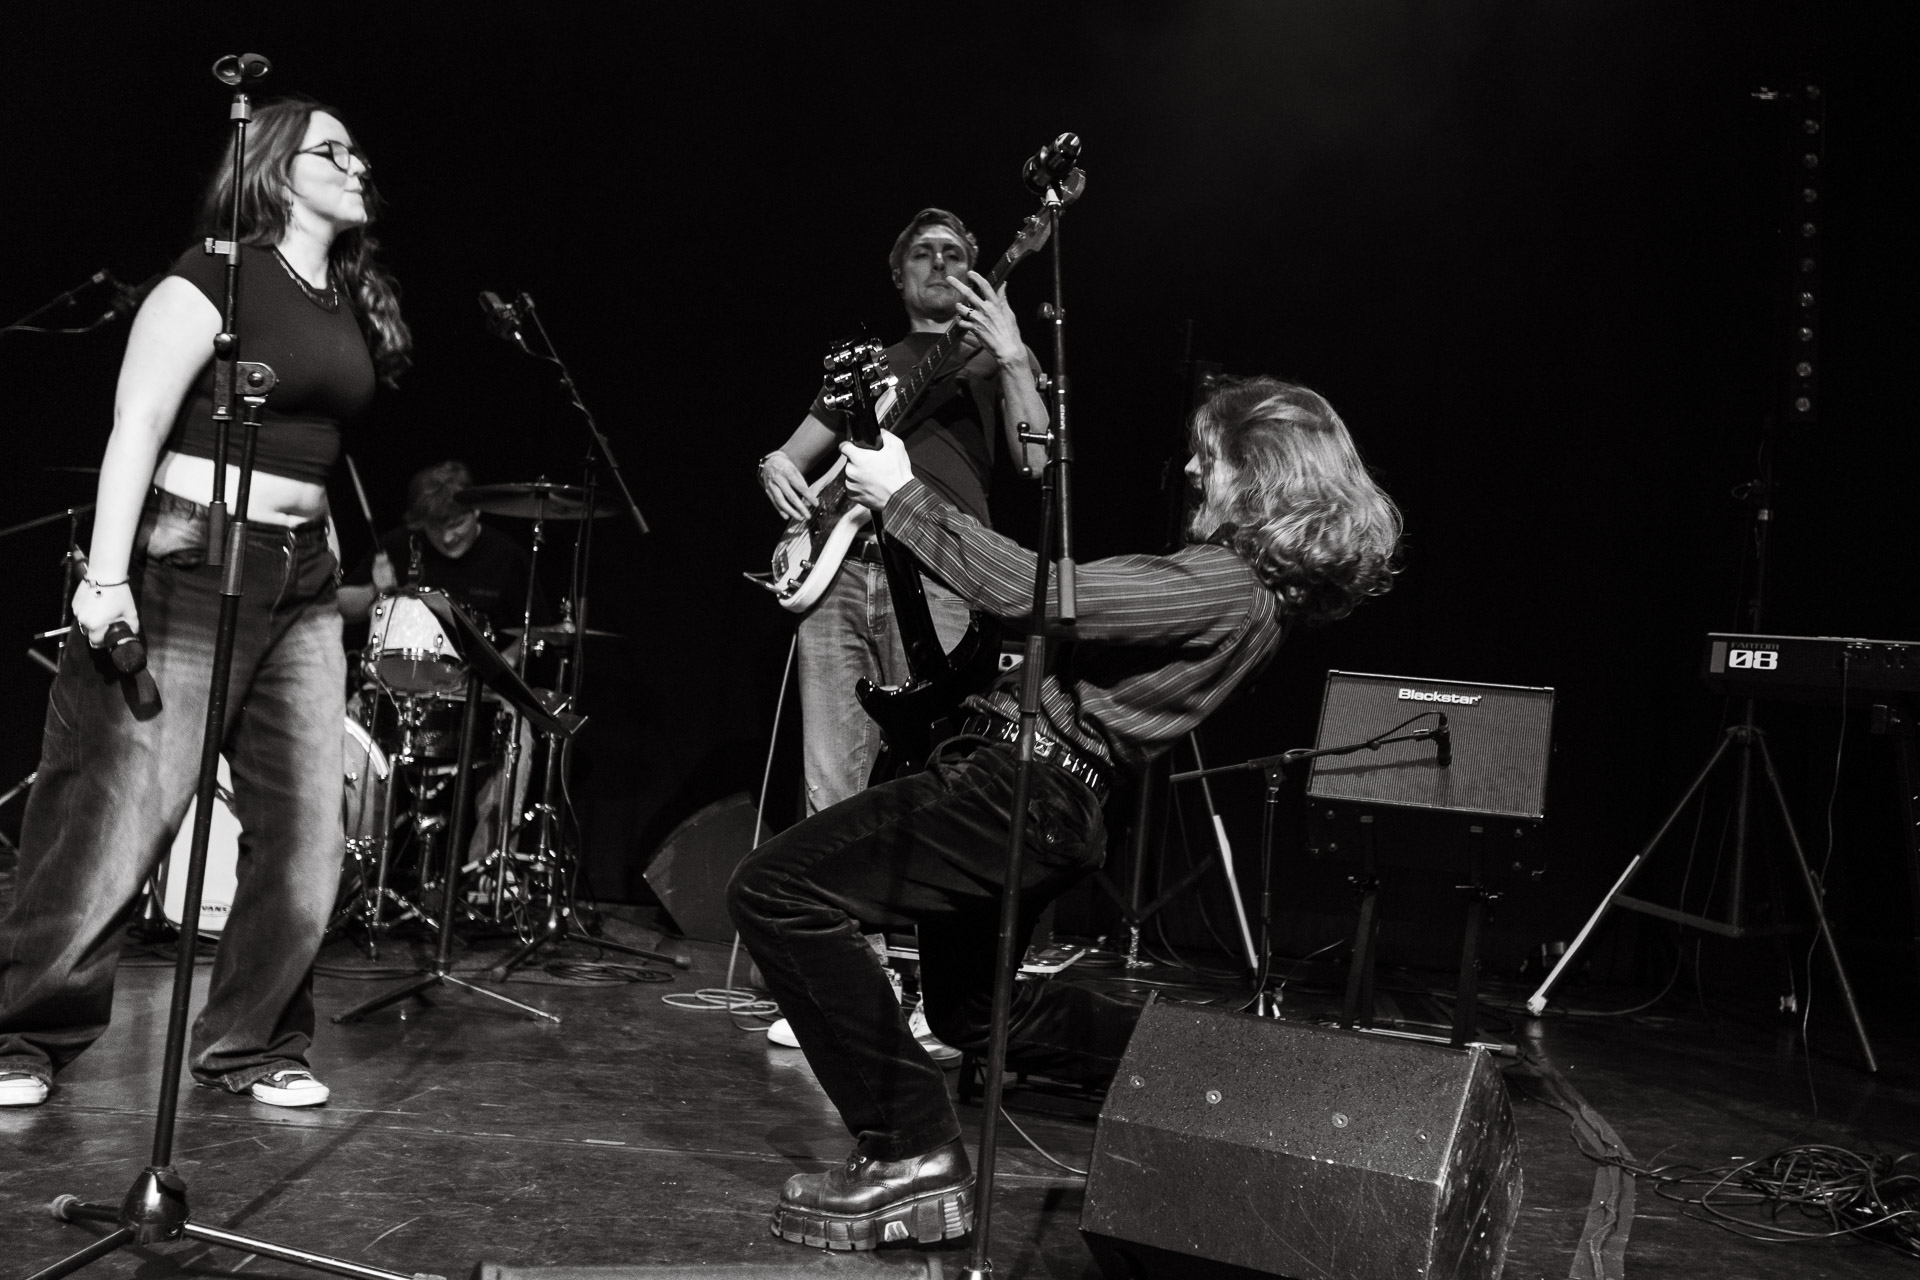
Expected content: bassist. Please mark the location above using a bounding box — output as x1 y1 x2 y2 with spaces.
756 208 1047 816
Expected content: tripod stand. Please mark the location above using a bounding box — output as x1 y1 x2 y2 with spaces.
1523 436 1878 1072
1095 733 1260 973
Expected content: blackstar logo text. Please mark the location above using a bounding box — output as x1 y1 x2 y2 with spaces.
1398 688 1483 706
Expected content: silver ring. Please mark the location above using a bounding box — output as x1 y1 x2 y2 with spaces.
962 304 975 319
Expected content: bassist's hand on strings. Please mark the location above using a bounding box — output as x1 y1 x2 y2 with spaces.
757 449 815 523
841 430 914 512
946 270 1024 369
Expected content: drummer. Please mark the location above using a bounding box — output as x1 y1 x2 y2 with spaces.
338 460 551 634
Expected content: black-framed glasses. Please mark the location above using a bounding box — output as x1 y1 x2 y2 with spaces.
297 140 372 176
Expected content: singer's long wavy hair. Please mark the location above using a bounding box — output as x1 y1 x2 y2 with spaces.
196 95 411 384
1187 377 1401 625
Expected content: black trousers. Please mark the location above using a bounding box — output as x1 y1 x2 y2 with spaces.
729 741 1133 1161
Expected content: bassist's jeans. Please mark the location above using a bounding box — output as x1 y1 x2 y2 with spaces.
795 559 970 815
729 741 1133 1160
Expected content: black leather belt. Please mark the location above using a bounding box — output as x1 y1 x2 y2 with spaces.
847 535 887 566
961 712 1113 803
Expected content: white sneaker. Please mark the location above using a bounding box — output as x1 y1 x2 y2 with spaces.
766 1018 800 1048
0 1071 49 1107
909 1005 962 1065
249 1069 330 1107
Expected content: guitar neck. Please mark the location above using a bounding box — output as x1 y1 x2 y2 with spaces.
877 248 1021 436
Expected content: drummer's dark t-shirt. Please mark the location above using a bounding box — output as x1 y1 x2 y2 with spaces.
346 525 550 629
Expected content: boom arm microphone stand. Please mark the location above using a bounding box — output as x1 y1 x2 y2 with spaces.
473 294 685 977
32 55 442 1280
962 135 1083 1280
1171 719 1451 1016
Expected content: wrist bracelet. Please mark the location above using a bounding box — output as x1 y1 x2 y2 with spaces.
83 575 129 591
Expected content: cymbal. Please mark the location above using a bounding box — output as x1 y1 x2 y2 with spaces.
43 465 100 475
502 623 625 642
457 481 616 520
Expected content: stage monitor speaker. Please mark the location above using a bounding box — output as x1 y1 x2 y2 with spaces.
642 792 758 944
1307 670 1554 820
1081 1001 1522 1280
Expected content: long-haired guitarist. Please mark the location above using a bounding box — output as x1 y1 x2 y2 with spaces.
730 376 1402 1252
756 208 1048 817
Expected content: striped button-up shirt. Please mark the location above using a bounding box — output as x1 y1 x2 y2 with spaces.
884 478 1288 772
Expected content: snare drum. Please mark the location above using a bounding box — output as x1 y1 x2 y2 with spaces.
161 716 391 934
366 588 465 696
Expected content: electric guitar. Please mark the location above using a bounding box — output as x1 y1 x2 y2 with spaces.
754 181 1082 612
817 334 1003 782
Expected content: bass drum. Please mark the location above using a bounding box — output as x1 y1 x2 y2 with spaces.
160 717 392 935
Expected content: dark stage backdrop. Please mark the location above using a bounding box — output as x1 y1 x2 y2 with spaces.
4 5 1915 1001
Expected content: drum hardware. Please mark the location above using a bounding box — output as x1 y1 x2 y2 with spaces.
500 622 625 642
334 593 579 1027
454 478 620 522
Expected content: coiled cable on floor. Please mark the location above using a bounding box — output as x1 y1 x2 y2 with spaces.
663 635 792 1027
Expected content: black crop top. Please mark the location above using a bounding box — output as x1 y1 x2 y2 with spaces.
162 242 377 485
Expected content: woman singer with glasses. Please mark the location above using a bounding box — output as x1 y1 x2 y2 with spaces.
0 97 409 1110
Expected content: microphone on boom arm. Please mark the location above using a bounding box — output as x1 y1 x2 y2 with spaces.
478 290 527 346
212 52 273 87
1022 132 1082 196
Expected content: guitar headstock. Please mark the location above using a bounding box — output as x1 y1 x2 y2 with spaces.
1001 169 1086 272
819 335 897 446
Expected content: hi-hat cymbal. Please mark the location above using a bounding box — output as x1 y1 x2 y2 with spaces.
457 481 616 520
502 623 624 642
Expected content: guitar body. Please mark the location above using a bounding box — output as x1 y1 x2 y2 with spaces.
857 612 1003 785
767 458 870 613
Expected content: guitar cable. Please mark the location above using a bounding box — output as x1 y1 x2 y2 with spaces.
661 634 793 1023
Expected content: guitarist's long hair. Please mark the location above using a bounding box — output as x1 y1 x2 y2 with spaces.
1187 377 1401 625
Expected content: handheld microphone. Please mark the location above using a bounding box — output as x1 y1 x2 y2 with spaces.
478 290 523 342
1022 132 1082 195
103 621 163 716
1434 713 1452 768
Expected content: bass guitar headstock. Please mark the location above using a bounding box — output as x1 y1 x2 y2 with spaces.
1000 168 1085 275
819 335 897 448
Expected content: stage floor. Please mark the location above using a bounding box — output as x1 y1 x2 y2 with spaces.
2 910 1916 1279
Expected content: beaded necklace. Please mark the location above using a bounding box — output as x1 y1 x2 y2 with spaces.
272 247 340 312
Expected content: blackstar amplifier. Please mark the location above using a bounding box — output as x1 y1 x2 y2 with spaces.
1307 671 1555 820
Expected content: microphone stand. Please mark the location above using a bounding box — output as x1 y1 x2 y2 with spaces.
480 296 684 978
31 58 442 1280
961 162 1083 1280
1169 723 1449 1018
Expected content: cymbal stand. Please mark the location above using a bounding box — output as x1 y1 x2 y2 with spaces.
32 55 440 1280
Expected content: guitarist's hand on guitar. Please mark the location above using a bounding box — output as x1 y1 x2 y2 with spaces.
758 450 815 523
840 430 915 512
947 270 1025 367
